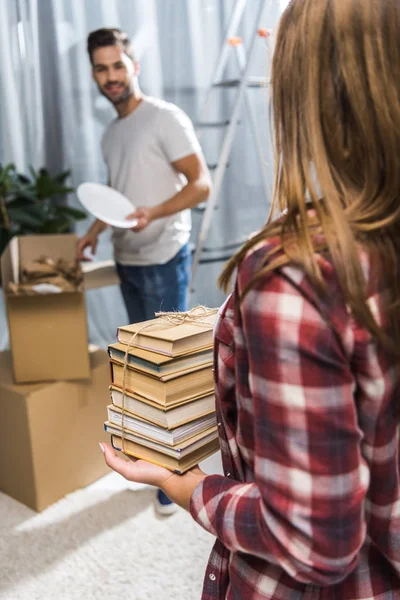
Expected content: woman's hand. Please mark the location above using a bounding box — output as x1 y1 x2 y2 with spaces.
100 442 207 511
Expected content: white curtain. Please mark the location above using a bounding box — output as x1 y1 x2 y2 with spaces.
0 0 45 171
0 0 283 351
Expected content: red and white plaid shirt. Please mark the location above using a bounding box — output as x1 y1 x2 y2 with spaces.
190 240 400 599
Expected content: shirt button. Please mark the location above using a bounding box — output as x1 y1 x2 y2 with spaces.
217 422 222 427
209 573 216 581
226 472 231 477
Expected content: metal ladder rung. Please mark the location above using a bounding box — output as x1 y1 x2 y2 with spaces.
201 240 246 252
190 240 245 253
213 76 270 88
206 162 230 171
193 203 219 213
196 120 231 128
198 255 233 265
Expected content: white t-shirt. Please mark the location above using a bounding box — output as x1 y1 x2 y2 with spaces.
101 96 202 265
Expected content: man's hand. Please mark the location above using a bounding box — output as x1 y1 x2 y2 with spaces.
100 442 206 511
126 207 154 232
76 233 98 261
124 153 211 232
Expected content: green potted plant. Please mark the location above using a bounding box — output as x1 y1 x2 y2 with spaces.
0 163 87 257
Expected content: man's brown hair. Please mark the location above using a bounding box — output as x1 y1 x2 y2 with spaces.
87 28 135 64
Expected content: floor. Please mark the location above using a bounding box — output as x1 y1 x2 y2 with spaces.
0 453 222 600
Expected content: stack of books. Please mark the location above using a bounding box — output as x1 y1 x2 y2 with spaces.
104 311 220 473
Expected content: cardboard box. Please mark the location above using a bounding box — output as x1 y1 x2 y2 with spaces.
0 347 110 511
1 234 90 383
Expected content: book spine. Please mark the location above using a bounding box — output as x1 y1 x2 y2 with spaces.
110 434 122 452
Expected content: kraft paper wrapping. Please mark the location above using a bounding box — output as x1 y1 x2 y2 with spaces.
7 256 83 295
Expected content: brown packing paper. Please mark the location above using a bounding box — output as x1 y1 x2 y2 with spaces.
8 256 83 295
22 260 59 278
7 275 77 295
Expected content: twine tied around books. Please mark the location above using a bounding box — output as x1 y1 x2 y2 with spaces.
119 306 218 453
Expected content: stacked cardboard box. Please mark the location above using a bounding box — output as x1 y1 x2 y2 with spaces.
0 234 113 510
0 347 110 511
104 311 220 473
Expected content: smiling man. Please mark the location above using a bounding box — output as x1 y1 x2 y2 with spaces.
77 28 211 515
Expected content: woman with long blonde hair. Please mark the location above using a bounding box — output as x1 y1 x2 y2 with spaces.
101 0 400 597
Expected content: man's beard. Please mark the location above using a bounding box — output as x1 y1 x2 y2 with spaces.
101 83 133 106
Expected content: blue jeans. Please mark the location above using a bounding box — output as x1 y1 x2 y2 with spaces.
116 244 191 324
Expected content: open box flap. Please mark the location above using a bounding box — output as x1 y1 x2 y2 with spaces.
0 236 19 289
82 260 120 289
18 233 78 265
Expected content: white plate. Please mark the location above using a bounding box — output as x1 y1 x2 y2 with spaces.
77 182 138 229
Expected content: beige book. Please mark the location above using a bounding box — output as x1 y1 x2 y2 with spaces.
109 433 220 474
108 342 213 377
105 420 217 449
107 404 216 445
117 312 217 357
110 361 214 406
110 387 216 429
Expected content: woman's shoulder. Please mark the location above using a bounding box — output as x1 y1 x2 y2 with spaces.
238 229 358 291
236 232 380 347
236 232 346 320
237 234 305 289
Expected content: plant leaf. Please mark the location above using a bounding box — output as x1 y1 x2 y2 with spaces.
41 218 71 233
7 205 45 228
17 174 31 184
55 205 87 220
6 196 36 209
54 170 71 184
0 227 13 257
11 187 37 202
28 165 38 182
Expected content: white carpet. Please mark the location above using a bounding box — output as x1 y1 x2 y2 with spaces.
0 454 222 600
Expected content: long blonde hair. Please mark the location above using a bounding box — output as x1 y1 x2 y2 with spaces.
219 0 400 354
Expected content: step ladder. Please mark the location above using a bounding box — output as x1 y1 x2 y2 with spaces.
191 0 274 285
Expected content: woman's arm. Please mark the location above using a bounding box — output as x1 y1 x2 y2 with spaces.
190 267 368 586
